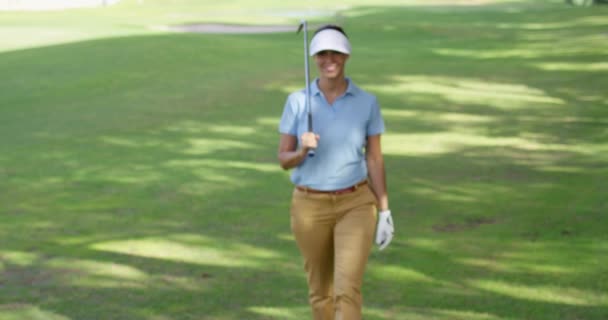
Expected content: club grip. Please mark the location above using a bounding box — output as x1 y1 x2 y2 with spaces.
308 149 315 157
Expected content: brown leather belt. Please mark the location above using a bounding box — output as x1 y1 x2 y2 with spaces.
296 180 368 195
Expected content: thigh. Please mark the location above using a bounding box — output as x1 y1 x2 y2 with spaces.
333 188 377 286
290 190 335 269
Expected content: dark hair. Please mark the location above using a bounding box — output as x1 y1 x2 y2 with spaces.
313 24 348 38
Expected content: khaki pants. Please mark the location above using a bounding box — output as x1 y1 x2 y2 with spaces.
290 184 377 320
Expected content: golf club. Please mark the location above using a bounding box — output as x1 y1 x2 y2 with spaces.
297 20 315 157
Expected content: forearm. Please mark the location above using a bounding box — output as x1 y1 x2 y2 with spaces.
278 148 308 170
367 158 389 211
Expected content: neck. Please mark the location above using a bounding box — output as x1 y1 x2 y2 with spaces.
318 76 348 95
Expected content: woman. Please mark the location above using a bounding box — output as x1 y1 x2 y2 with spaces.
277 25 394 320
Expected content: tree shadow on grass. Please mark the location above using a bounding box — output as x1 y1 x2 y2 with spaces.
1 2 607 320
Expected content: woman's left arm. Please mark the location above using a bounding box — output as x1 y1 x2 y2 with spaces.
366 134 389 211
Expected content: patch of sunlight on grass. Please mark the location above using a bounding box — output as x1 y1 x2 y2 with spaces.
277 233 295 242
439 46 603 59
495 243 601 273
575 15 608 26
184 138 255 155
501 241 604 259
408 181 511 207
147 315 173 320
47 258 148 286
499 15 608 30
165 120 207 134
537 165 584 173
177 179 239 196
248 306 297 319
408 182 479 203
348 0 527 10
207 125 257 135
264 82 300 96
0 26 95 53
533 62 608 72
52 235 109 246
436 112 493 124
95 165 163 184
257 117 280 129
432 309 504 320
382 132 579 156
518 33 608 49
497 22 580 30
593 241 608 252
457 258 576 275
0 304 71 320
60 275 145 289
163 119 271 137
370 264 436 283
369 75 564 109
91 234 281 268
407 238 444 250
381 109 417 118
147 316 173 320
382 109 493 124
383 133 452 156
469 279 608 306
343 7 385 18
435 189 478 203
364 308 422 320
364 307 504 320
100 136 141 147
165 159 281 173
100 135 214 151
148 274 204 291
0 251 39 266
434 48 540 59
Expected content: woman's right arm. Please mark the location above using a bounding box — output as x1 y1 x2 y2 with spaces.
278 133 318 170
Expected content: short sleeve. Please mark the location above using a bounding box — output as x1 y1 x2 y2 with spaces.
367 97 385 136
279 94 298 136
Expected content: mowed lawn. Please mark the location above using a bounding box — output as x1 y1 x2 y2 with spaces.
1 0 607 319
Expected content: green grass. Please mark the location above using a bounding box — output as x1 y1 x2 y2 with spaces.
1 0 607 319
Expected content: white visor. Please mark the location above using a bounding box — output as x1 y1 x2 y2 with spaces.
309 29 351 56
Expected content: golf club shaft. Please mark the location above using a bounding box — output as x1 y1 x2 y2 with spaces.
302 20 315 157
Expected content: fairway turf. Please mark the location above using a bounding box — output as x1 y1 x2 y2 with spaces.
1 1 607 319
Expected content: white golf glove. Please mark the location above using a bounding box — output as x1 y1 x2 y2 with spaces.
375 210 394 250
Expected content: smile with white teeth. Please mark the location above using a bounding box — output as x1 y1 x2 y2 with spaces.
324 64 337 72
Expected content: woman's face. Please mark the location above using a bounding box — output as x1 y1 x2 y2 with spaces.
314 50 349 80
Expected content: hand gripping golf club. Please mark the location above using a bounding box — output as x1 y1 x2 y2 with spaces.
297 20 315 157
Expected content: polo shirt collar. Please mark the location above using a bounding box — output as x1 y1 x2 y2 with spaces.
311 77 358 97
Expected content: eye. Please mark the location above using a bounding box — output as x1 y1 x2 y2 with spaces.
316 50 341 57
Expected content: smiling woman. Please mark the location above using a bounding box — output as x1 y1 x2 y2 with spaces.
277 24 394 320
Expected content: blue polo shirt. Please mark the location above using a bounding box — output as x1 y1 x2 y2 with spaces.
279 78 385 190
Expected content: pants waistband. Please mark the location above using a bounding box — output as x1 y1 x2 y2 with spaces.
296 180 368 195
